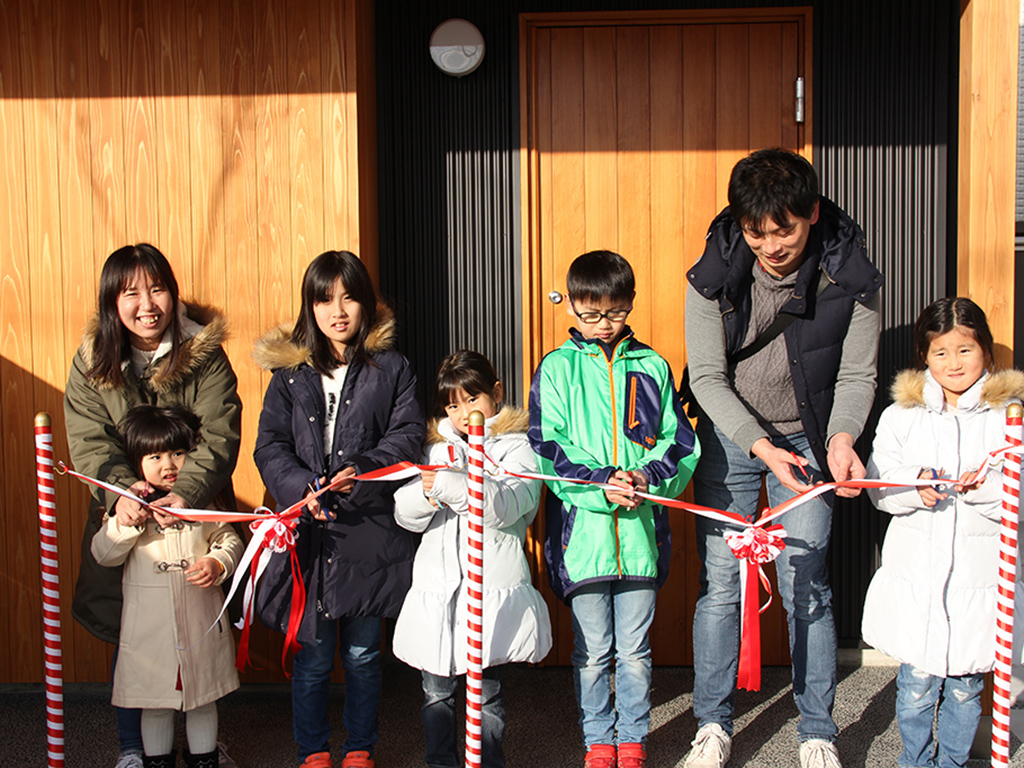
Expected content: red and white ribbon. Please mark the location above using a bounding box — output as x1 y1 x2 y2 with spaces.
59 440 1022 689
36 415 64 768
57 459 432 674
465 413 486 768
725 525 787 691
993 405 1022 768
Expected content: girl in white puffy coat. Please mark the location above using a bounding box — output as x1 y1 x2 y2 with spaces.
393 350 552 768
863 297 1024 768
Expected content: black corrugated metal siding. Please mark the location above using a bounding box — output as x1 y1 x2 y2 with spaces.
376 0 958 646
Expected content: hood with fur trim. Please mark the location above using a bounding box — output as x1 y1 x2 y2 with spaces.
890 368 1024 410
251 302 396 372
425 406 530 445
79 302 228 393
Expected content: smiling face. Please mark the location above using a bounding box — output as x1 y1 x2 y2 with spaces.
445 384 503 436
140 449 187 492
116 269 175 351
741 202 819 278
313 277 364 361
925 326 987 407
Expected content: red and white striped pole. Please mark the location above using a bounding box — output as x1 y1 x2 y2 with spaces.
36 413 65 768
465 410 485 768
993 402 1022 768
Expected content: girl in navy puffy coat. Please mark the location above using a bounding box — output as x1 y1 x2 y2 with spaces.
253 251 425 768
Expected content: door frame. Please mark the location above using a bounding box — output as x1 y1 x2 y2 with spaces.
518 7 814 394
516 7 814 665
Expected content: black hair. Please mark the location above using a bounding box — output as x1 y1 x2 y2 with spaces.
88 244 182 389
566 250 635 305
291 251 379 375
119 405 203 478
912 297 995 370
432 350 501 417
728 148 820 234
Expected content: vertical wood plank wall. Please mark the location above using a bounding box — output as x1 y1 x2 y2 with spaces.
958 0 1018 366
0 0 373 684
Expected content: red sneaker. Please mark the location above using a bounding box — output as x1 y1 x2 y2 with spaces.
585 744 617 768
340 751 374 768
300 753 332 768
617 743 647 768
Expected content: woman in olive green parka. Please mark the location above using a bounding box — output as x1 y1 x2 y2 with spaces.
63 244 241 765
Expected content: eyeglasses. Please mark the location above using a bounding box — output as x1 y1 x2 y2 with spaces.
571 301 632 324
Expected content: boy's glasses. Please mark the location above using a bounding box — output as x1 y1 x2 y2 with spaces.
571 301 632 324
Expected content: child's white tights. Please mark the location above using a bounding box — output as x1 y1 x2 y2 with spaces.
141 702 218 756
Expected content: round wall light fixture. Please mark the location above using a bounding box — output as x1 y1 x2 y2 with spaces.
429 18 485 77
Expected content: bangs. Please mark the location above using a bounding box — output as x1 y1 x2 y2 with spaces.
120 264 167 293
431 350 499 416
120 405 202 474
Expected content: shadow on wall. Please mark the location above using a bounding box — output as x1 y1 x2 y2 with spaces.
0 356 306 686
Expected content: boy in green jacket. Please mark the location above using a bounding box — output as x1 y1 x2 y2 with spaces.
528 250 700 768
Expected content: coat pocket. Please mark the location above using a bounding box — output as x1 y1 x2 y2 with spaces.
623 371 660 450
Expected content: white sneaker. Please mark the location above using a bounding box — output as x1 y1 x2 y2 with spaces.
684 723 732 768
113 750 144 768
799 739 842 768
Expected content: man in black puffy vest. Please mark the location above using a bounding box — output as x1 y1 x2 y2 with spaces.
682 148 882 768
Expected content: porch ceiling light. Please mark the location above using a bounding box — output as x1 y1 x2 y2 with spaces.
429 18 485 77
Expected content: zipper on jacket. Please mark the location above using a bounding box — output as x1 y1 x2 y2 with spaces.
628 376 640 428
603 338 625 576
603 340 624 467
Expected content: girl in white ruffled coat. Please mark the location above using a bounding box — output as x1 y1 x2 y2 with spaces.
863 297 1024 768
393 350 552 768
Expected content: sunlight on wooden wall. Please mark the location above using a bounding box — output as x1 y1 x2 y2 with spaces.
0 0 373 684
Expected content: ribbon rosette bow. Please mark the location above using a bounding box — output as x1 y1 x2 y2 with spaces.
233 510 306 675
724 523 787 692
262 518 297 553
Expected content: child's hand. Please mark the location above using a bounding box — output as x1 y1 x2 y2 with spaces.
421 469 438 495
604 470 639 509
114 481 151 527
185 556 224 588
954 469 982 494
306 477 332 521
150 493 187 526
917 468 947 508
329 466 358 494
629 470 650 495
420 470 440 508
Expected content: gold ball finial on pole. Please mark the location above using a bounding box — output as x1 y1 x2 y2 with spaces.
1008 402 1023 419
469 410 485 427
35 412 52 428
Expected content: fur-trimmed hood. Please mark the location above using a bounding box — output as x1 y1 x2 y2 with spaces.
890 368 1024 411
425 406 530 445
79 301 228 393
251 302 396 372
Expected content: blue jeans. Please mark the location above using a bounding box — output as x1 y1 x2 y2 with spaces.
570 581 657 748
421 668 505 768
691 424 838 742
896 664 982 768
292 615 383 761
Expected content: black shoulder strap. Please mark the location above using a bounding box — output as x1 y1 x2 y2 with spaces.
730 269 825 365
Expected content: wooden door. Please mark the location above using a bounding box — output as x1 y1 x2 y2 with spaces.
520 9 813 665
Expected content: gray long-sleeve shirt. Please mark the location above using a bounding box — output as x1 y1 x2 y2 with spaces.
685 280 881 457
